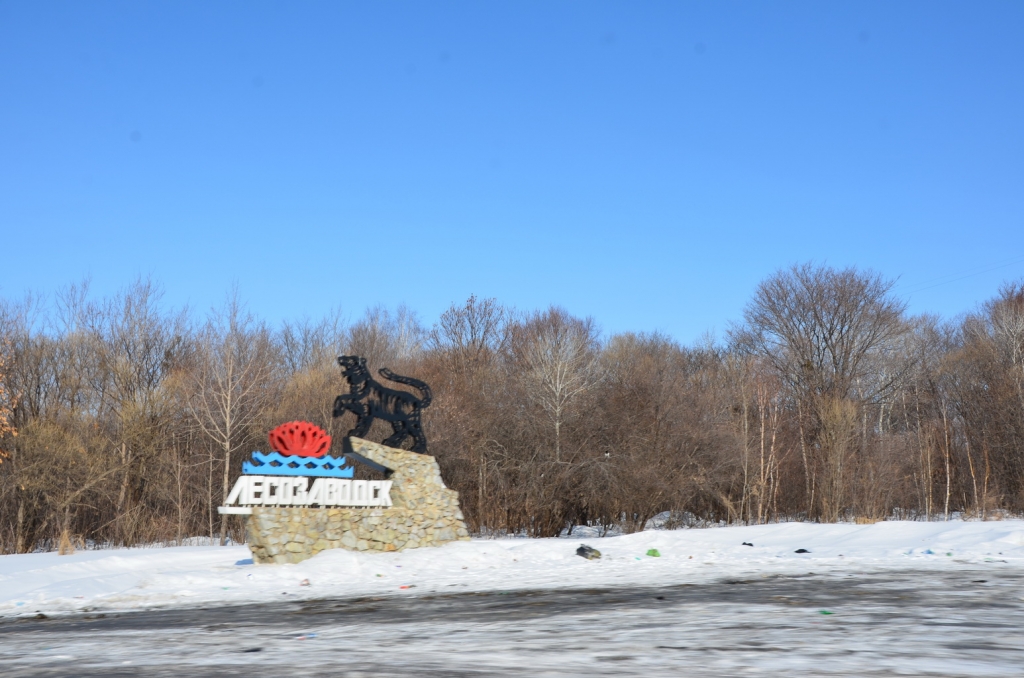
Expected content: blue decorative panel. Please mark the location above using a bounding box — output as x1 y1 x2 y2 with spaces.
242 451 354 478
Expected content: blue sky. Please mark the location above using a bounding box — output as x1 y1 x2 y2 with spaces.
1 1 1022 343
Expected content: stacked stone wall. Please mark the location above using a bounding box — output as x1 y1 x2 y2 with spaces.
246 438 470 564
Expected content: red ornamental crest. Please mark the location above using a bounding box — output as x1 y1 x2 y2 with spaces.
268 421 332 458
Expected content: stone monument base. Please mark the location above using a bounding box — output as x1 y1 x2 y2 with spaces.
245 438 470 564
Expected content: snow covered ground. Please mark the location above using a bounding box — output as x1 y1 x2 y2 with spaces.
2 519 1024 619
6 568 1023 677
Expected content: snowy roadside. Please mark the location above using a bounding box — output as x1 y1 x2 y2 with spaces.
2 520 1023 619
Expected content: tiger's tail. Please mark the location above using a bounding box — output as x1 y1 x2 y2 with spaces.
378 368 433 408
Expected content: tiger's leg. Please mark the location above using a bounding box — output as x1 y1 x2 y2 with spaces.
408 414 428 454
332 395 354 418
382 420 409 449
348 403 373 438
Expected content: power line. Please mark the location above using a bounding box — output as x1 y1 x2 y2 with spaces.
896 253 1024 295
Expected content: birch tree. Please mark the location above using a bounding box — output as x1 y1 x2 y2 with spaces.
186 293 277 545
512 308 602 462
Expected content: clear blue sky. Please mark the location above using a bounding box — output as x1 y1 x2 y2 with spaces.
2 1 1022 343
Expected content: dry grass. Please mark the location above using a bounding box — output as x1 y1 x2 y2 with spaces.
57 529 75 556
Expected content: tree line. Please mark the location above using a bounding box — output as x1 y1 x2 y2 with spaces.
1 264 1023 553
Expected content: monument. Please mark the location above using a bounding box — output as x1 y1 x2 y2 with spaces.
219 356 470 564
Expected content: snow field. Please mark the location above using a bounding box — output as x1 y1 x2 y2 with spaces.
2 519 1023 619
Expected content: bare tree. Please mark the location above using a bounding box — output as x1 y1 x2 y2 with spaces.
428 296 510 373
733 264 908 519
185 292 277 545
949 280 1024 515
0 335 16 459
348 305 423 370
14 270 1024 552
82 279 185 543
736 264 908 401
425 296 510 528
988 282 1024 415
752 364 784 523
280 309 347 374
510 308 602 463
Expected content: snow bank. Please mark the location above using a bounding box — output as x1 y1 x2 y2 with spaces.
2 520 1023 619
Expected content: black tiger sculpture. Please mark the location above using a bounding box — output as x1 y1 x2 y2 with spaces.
332 355 433 454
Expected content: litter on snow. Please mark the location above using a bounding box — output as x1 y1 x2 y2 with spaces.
3 519 1024 619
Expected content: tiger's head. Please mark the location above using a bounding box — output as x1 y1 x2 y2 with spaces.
337 354 370 385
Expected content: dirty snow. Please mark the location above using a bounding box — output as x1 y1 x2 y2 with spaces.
2 520 1023 618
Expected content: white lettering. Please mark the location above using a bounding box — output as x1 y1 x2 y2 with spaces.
225 476 247 506
291 477 308 504
219 476 391 509
264 478 281 505
307 478 325 505
249 478 265 504
353 480 367 506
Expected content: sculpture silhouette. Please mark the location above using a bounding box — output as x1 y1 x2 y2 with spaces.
332 355 433 454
